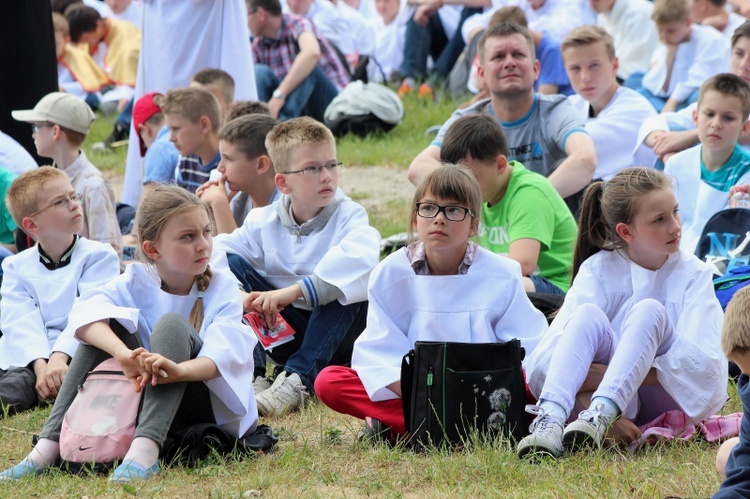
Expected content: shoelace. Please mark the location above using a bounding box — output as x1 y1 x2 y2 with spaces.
576 403 612 428
525 405 560 435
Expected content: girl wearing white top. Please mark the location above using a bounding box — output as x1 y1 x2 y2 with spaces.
315 164 547 440
0 185 257 483
518 167 726 459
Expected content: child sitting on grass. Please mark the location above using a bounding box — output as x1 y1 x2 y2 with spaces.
315 164 548 440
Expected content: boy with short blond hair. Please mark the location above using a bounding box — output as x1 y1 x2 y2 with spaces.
160 87 222 193
212 117 381 417
0 167 119 416
12 92 123 257
665 73 750 251
714 286 750 496
441 114 576 296
562 26 656 180
198 114 280 234
637 0 730 113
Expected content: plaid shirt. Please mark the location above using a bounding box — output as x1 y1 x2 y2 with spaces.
252 14 350 91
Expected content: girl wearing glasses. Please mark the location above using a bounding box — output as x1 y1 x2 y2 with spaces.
315 164 548 441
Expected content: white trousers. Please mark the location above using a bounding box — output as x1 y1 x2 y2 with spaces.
538 300 676 420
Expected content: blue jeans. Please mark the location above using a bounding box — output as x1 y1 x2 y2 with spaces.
528 275 565 296
227 254 367 391
115 96 134 127
400 7 482 81
635 84 700 112
254 64 339 122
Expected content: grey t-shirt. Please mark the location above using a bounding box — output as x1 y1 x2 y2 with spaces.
432 94 586 177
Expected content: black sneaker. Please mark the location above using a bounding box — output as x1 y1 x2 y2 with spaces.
361 417 397 447
92 122 129 150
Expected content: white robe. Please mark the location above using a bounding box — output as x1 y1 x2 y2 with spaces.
569 87 657 180
0 238 120 370
368 13 407 83
66 263 258 438
0 131 37 175
642 24 730 102
597 0 657 80
526 248 726 423
665 145 750 252
212 197 381 309
352 247 548 402
121 0 257 207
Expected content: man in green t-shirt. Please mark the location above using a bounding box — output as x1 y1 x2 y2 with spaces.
440 114 577 294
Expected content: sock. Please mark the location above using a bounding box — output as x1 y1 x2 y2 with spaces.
589 396 620 422
538 400 567 424
122 437 160 469
27 438 60 467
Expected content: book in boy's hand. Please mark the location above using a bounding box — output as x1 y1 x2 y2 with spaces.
242 312 296 351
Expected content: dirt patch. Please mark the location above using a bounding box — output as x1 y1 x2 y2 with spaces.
104 165 415 211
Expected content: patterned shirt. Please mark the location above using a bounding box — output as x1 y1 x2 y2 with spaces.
252 14 351 91
59 151 123 257
406 241 477 276
176 151 221 193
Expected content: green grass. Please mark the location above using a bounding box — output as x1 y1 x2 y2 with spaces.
83 95 457 174
55 97 740 497
0 388 740 497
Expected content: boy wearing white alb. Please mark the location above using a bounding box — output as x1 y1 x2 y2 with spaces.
562 26 656 181
212 117 380 418
0 167 119 415
665 73 750 252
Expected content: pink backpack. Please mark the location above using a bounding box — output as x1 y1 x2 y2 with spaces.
59 358 143 467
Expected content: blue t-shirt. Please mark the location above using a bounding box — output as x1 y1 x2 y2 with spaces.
535 35 574 96
143 126 180 184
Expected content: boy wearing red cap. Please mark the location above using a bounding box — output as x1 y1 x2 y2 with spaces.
133 92 179 185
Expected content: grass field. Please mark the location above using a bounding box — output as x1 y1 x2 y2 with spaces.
0 389 740 497
0 95 738 497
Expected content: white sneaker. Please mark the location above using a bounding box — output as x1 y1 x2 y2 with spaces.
253 375 272 395
562 403 614 452
516 405 564 459
255 371 309 417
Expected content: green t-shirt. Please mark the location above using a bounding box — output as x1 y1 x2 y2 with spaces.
479 162 577 292
0 168 17 245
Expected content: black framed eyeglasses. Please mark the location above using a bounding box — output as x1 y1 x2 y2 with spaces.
280 162 342 176
415 202 474 222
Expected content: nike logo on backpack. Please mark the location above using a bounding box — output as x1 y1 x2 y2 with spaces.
78 446 93 451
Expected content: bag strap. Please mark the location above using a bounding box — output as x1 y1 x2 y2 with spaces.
400 349 415 428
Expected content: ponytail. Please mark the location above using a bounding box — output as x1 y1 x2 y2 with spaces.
189 266 213 331
570 167 673 283
571 182 613 282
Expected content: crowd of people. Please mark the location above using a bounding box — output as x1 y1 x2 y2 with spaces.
2 0 750 496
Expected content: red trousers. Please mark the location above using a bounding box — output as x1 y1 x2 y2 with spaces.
315 365 407 435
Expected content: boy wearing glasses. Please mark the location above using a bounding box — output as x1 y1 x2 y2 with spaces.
440 114 577 296
0 167 119 415
212 117 380 417
12 92 123 258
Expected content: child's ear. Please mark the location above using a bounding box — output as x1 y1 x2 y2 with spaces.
692 108 699 127
615 221 634 245
199 115 213 134
275 173 292 194
141 240 161 261
469 217 479 238
496 154 508 174
257 155 273 174
742 118 750 136
20 217 39 236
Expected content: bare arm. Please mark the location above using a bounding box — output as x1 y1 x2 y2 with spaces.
648 129 699 160
407 145 442 186
197 179 238 235
507 238 541 277
269 31 321 117
546 132 597 198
